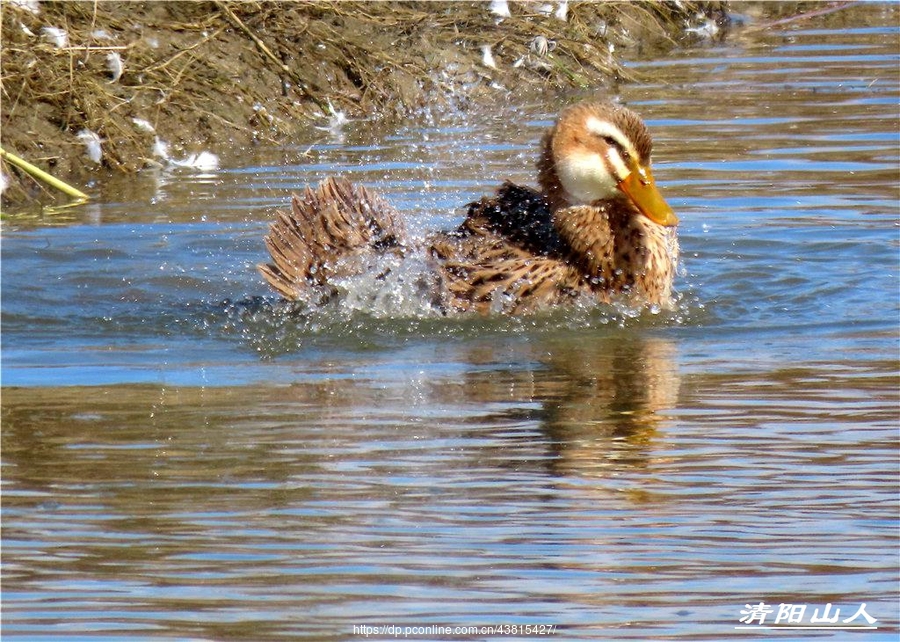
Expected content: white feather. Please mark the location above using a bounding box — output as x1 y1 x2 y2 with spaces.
481 44 497 69
158 145 219 171
76 129 103 163
686 18 720 39
554 0 568 22
106 52 124 82
171 151 219 171
132 118 155 133
325 98 348 130
312 99 350 136
9 0 40 15
41 26 67 48
152 137 170 160
489 0 510 18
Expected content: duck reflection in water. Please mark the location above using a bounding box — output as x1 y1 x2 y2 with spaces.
453 334 680 476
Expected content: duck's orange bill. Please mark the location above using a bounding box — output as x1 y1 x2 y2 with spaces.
617 165 679 227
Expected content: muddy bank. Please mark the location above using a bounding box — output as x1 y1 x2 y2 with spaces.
0 1 781 208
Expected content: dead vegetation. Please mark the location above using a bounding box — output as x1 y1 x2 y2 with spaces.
1 1 727 207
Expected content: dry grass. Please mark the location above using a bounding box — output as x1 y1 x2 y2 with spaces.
1 0 724 207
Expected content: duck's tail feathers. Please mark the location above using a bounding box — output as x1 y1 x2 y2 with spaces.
258 177 408 301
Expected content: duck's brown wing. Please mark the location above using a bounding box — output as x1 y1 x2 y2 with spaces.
431 232 588 313
258 177 408 301
429 182 593 313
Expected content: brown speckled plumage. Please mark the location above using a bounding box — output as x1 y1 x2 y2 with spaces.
259 99 679 314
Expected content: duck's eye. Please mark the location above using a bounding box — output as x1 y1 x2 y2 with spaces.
601 135 630 160
603 136 631 163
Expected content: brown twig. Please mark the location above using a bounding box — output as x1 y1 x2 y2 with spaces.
744 1 857 32
214 0 326 112
144 26 226 74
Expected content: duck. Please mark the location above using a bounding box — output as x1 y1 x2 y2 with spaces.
258 99 679 314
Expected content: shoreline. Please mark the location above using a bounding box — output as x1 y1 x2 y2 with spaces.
0 1 780 209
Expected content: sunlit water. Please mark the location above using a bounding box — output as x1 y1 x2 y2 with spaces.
2 5 898 640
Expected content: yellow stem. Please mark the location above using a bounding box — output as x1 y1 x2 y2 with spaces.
0 147 89 200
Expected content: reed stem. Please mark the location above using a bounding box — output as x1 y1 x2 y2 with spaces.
0 147 89 200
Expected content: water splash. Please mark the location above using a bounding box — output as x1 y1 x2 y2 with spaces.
210 259 700 359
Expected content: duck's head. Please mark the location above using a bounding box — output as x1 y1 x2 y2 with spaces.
538 100 678 227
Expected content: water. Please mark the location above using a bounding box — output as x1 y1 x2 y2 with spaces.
2 5 898 640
